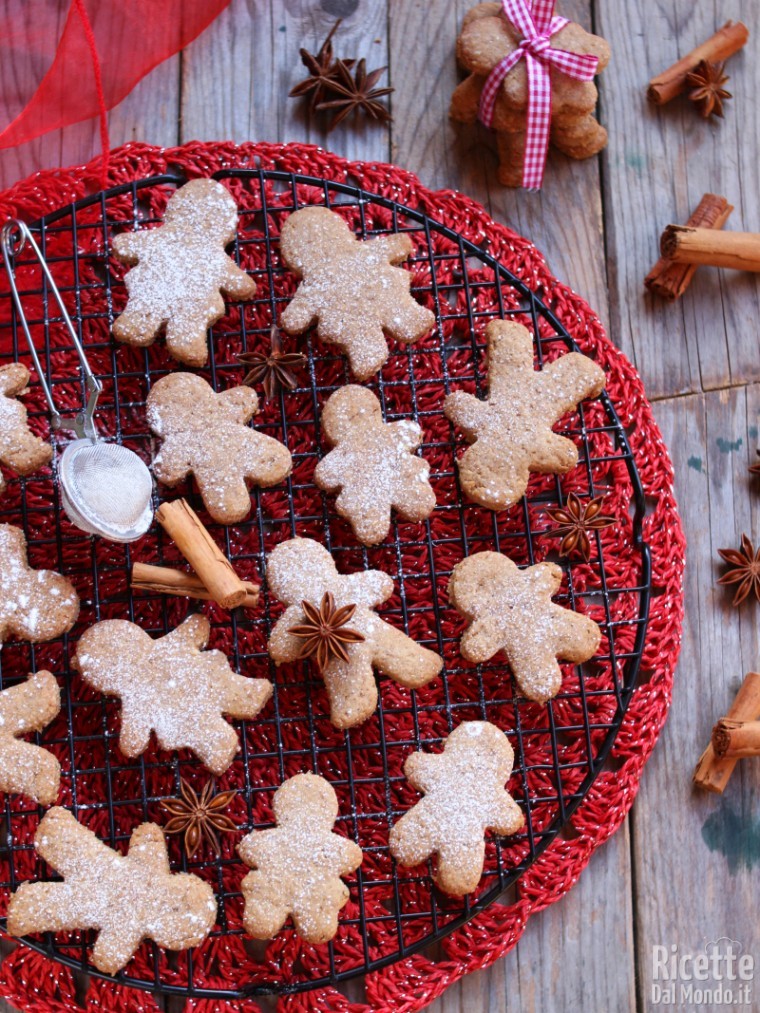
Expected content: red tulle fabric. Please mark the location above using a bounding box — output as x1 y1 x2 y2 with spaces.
0 141 685 1012
0 1 230 167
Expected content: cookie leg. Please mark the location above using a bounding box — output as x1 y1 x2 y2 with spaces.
436 839 486 896
188 717 241 776
551 115 608 159
241 870 290 939
495 131 527 188
92 924 143 974
112 307 164 348
321 655 379 728
291 887 347 945
163 315 211 368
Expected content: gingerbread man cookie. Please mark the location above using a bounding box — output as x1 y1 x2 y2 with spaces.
314 386 436 545
238 773 362 943
0 363 52 495
279 206 435 380
112 178 256 366
7 807 217 974
0 524 79 644
450 3 610 187
267 538 443 728
389 721 524 895
449 550 601 702
0 671 61 805
73 613 272 774
444 320 605 510
147 372 292 524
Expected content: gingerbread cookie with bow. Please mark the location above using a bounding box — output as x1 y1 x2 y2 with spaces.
0 363 52 494
73 613 272 774
238 773 362 943
0 671 61 805
444 320 605 510
266 538 442 728
112 178 256 366
449 550 601 702
7 807 217 974
0 524 79 644
147 372 292 524
279 206 435 380
389 721 524 895
450 2 610 187
314 386 436 545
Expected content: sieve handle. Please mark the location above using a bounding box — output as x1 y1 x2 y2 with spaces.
1 219 102 440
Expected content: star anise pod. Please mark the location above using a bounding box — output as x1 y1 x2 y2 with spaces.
749 450 760 476
162 779 237 859
289 20 353 111
289 591 365 670
718 533 760 606
316 58 393 131
544 492 616 562
686 60 732 119
237 325 306 399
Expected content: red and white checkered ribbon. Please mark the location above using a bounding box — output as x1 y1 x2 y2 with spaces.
478 0 599 190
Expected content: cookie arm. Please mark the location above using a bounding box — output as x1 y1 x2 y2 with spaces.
389 802 436 868
371 621 443 689
268 606 307 664
443 390 484 439
112 230 150 264
336 835 363 877
313 448 344 493
218 667 272 721
280 288 317 335
371 233 413 265
218 258 256 301
550 606 601 664
449 74 483 123
0 672 59 735
542 353 605 415
0 363 30 397
490 792 525 836
458 614 503 664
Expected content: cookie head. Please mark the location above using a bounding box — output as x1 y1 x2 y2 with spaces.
321 384 381 439
273 772 339 829
164 178 238 244
280 206 352 271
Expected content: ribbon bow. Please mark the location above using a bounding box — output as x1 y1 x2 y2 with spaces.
478 0 599 190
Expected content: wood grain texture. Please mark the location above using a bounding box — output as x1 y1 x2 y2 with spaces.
597 0 760 400
635 392 760 1012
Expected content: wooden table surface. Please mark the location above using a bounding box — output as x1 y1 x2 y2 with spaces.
0 2 758 1010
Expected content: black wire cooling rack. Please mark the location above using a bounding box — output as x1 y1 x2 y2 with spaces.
0 169 651 1000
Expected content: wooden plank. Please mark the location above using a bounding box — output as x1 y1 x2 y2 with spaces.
430 827 635 1013
597 0 760 400
632 389 760 1011
180 0 390 164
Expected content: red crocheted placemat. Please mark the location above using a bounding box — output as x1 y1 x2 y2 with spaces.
0 142 684 1012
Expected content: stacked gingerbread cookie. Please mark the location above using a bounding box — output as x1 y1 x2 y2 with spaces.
0 177 607 971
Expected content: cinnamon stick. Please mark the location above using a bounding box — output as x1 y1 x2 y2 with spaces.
712 719 760 759
645 194 733 299
660 226 760 272
647 21 749 105
694 672 760 792
155 499 247 609
132 562 259 608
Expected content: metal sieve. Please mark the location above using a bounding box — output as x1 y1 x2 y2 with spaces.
1 220 153 542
